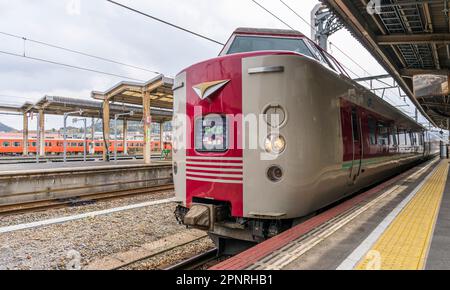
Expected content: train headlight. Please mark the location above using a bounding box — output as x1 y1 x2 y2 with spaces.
267 165 283 182
264 134 286 155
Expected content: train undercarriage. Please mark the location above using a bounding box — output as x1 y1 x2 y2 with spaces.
175 198 294 255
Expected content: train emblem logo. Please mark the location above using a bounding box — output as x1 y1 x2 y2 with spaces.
193 80 230 100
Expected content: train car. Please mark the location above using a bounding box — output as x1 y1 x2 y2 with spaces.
0 138 172 156
172 28 438 254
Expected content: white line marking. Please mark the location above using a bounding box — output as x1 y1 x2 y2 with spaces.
186 166 244 173
336 165 438 270
0 198 176 234
186 171 243 178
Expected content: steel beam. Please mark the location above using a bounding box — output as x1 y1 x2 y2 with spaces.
376 34 450 45
401 68 449 76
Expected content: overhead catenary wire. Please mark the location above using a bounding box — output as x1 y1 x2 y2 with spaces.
252 0 295 30
278 0 392 88
0 31 161 75
254 0 417 118
106 0 224 46
0 50 146 82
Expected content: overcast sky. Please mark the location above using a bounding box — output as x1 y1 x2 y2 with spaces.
0 0 426 130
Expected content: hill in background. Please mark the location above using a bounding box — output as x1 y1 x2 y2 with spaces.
0 122 15 132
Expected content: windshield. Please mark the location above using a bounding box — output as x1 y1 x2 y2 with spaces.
226 36 314 57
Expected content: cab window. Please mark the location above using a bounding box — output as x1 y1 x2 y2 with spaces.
306 41 335 71
226 36 314 58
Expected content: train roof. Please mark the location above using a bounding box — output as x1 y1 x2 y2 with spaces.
233 27 305 38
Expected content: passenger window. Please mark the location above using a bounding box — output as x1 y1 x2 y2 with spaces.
368 117 377 145
410 132 417 146
377 122 389 146
3 142 10 147
390 128 398 146
14 142 21 147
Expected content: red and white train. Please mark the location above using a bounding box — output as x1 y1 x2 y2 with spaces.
173 28 438 254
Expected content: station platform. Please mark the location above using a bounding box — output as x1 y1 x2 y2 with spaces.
212 158 450 270
0 160 171 176
0 160 173 207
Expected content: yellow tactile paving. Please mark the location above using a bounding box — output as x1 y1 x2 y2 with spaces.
356 161 449 270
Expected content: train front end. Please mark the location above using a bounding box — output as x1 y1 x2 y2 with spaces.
173 28 322 253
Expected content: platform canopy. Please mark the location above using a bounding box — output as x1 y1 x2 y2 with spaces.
16 96 172 122
92 74 174 109
0 102 33 113
323 0 450 128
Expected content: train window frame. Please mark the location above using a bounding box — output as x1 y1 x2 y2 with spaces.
222 34 315 58
2 142 10 147
390 127 398 146
194 115 229 153
419 133 424 145
368 116 377 145
377 122 390 146
304 40 336 72
13 142 21 147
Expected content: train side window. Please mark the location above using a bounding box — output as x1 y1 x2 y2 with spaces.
13 142 21 147
377 122 389 146
390 127 398 146
410 132 417 145
398 129 406 146
3 142 10 147
368 117 377 145
351 108 359 141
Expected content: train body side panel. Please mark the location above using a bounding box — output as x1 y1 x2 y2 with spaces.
242 55 347 218
242 54 427 219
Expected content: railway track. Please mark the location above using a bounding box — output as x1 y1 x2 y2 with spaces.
164 249 220 270
86 232 214 270
0 184 174 215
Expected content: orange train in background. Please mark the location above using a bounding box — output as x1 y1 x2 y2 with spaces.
0 138 172 155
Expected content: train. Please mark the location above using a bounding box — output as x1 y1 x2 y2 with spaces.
0 138 172 156
172 27 439 254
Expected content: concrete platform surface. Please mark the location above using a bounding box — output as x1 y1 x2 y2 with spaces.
212 159 450 270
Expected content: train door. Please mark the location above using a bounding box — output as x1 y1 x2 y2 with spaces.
349 107 363 184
